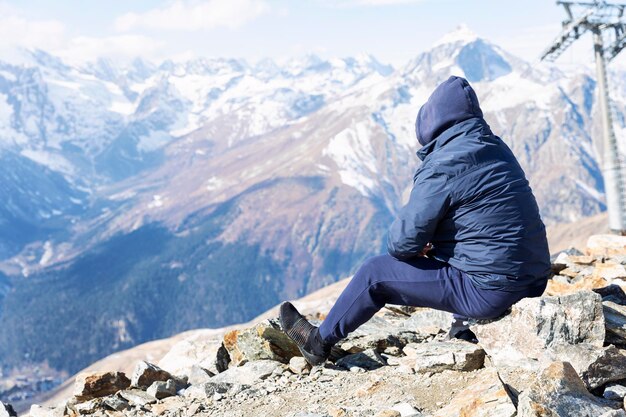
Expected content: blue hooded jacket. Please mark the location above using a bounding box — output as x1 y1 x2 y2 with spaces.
387 76 551 291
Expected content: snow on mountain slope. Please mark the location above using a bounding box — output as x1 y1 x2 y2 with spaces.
1 25 625 383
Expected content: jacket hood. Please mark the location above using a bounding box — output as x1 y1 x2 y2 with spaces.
415 76 483 146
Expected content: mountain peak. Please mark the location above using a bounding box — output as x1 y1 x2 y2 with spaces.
433 24 479 47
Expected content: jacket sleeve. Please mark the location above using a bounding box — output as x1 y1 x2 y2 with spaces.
387 167 451 260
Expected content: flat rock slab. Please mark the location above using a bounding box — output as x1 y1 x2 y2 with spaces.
210 360 282 385
118 389 157 407
402 341 485 373
73 371 131 401
433 368 516 417
517 362 621 417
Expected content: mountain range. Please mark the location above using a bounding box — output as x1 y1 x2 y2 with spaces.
0 25 623 381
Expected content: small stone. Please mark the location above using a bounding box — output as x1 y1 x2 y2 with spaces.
118 389 157 407
335 349 387 371
73 399 101 415
183 381 235 398
375 411 402 417
604 383 626 401
147 379 177 400
73 371 131 401
289 357 311 375
391 402 422 417
569 255 595 265
131 361 174 388
103 395 130 411
0 402 17 417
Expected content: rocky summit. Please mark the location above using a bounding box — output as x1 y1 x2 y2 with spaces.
11 234 626 416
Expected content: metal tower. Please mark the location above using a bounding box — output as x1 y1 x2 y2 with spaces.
541 1 626 234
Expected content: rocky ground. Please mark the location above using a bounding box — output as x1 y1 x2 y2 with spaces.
5 233 626 417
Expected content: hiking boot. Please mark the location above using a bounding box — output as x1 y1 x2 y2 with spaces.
279 301 332 366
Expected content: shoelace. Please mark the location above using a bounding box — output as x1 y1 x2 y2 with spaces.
287 317 315 347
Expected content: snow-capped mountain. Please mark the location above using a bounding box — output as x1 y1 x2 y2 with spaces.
0 26 623 378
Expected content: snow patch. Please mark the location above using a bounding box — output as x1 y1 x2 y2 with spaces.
323 121 379 196
137 130 172 152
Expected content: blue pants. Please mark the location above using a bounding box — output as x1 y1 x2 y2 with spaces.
318 254 546 344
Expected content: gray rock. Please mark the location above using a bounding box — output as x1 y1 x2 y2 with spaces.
472 291 610 383
159 336 230 377
223 319 300 366
289 356 311 374
391 403 423 416
73 371 131 401
187 364 214 385
131 360 173 388
403 341 485 373
517 362 619 417
335 349 387 371
73 398 102 415
102 395 130 411
183 381 247 399
579 345 626 389
118 388 157 406
0 402 16 417
402 308 453 333
211 359 282 385
146 379 177 399
604 301 626 344
604 384 626 401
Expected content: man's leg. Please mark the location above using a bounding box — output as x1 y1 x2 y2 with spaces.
318 254 476 344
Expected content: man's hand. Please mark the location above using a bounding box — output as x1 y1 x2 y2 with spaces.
420 242 433 257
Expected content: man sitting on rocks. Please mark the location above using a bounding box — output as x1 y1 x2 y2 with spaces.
280 75 552 366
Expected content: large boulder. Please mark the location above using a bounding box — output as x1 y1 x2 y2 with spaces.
73 371 131 401
158 334 230 376
517 362 622 417
470 291 626 388
402 341 485 373
223 319 300 366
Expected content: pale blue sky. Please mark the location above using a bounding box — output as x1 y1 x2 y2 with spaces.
0 0 605 66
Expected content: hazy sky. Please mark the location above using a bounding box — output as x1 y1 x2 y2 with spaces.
0 0 612 67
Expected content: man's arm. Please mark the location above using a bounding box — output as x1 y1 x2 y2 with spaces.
387 168 451 260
